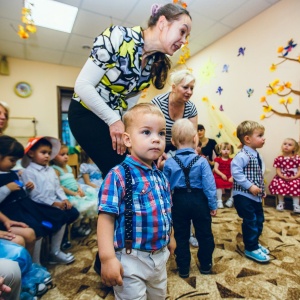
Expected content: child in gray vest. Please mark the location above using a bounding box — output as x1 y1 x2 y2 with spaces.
231 120 270 263
163 118 217 278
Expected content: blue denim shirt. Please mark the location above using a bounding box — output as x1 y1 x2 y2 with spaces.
163 148 217 211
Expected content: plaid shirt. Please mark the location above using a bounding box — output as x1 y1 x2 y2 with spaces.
98 155 172 251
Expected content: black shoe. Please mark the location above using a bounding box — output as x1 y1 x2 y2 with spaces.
179 267 189 278
61 240 72 250
200 263 212 275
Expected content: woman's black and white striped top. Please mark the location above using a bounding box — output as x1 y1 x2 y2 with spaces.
151 92 198 145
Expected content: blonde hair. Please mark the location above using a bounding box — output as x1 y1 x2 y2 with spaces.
216 142 234 156
0 101 9 132
172 118 197 147
123 103 165 130
170 69 195 86
282 138 300 154
236 120 265 144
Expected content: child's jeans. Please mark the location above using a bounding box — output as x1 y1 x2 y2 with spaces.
172 189 215 270
233 194 264 251
114 247 169 300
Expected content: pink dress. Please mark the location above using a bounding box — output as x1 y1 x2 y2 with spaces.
268 155 300 196
213 157 233 189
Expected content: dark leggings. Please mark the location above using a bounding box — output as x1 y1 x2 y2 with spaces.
68 100 126 177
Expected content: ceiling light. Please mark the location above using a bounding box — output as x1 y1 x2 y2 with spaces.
28 0 78 33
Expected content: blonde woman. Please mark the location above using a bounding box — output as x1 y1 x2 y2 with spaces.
151 69 198 154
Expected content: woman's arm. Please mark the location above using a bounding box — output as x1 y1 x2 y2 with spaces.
74 59 120 126
75 60 126 155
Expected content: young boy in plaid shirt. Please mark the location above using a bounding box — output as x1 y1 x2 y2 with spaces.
97 103 175 299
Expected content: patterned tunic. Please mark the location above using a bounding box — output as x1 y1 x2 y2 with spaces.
268 155 300 196
73 26 154 117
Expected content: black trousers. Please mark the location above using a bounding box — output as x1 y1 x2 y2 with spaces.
68 100 126 177
233 194 264 251
172 189 215 270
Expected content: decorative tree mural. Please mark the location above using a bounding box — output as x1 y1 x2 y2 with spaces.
260 39 300 120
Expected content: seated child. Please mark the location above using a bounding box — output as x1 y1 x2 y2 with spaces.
163 118 217 278
269 137 300 213
77 149 103 190
21 136 79 264
51 144 98 245
0 135 73 265
213 142 234 208
0 211 35 257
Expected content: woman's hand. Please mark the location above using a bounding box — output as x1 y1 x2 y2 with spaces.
109 120 126 155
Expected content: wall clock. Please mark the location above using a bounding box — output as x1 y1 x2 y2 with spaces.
14 81 32 98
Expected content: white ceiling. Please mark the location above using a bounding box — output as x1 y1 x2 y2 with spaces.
0 0 281 68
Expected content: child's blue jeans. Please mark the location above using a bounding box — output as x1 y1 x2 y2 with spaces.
233 194 264 251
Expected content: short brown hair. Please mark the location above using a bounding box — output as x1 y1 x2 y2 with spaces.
236 120 265 144
123 103 165 130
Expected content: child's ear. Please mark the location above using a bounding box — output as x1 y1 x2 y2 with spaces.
193 134 198 145
27 150 34 158
244 135 251 144
171 138 176 147
122 132 131 148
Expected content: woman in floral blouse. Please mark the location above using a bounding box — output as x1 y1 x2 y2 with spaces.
68 3 192 176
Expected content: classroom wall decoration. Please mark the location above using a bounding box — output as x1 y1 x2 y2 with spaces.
260 39 300 121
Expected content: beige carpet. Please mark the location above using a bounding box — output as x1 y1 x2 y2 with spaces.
41 206 300 300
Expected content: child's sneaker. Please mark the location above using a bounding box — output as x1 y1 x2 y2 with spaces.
225 198 234 208
258 243 270 255
217 200 224 209
49 251 75 265
276 202 284 211
244 249 270 263
189 236 199 247
293 204 300 214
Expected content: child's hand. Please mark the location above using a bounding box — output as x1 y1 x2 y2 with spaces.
221 174 227 181
0 230 16 240
228 177 233 183
4 220 28 231
6 182 21 192
168 235 176 256
25 181 34 190
157 152 168 170
101 257 123 287
249 185 262 196
52 201 65 210
210 209 217 216
77 187 85 197
62 199 73 210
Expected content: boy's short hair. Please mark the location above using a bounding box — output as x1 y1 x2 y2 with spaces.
236 120 265 144
172 118 196 146
123 103 165 130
